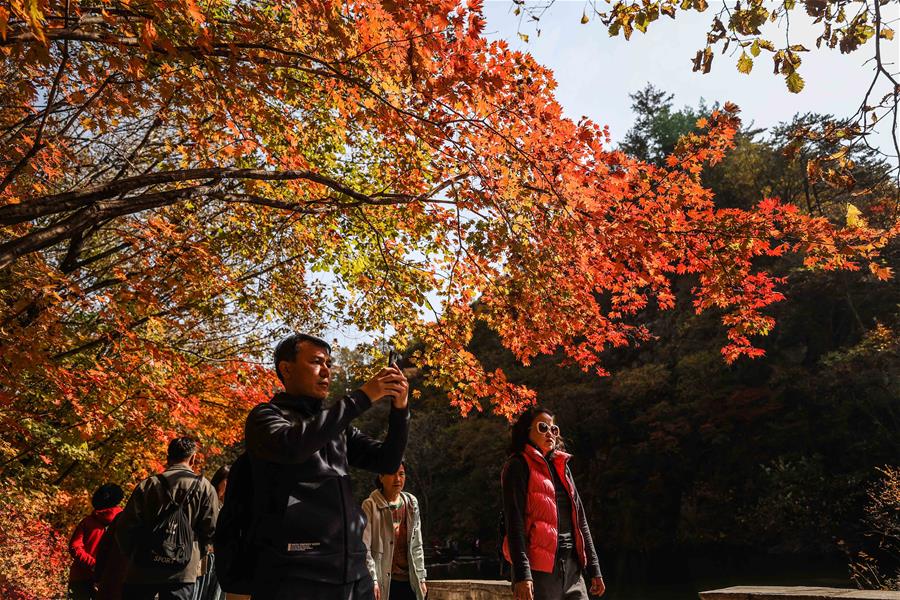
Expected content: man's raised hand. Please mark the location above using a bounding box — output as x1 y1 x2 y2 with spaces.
359 367 409 408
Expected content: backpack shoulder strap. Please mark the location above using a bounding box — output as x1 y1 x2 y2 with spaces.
179 475 203 509
156 473 179 506
157 472 202 508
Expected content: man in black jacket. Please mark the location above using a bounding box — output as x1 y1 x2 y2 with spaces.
245 333 409 600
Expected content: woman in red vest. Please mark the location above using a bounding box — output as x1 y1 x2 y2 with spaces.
501 407 605 600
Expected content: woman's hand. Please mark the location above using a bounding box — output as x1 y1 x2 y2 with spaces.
513 580 534 600
374 583 381 600
420 580 427 597
590 576 606 596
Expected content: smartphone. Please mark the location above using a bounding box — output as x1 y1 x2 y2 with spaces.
387 348 399 369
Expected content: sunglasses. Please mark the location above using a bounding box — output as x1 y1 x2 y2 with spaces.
536 422 560 436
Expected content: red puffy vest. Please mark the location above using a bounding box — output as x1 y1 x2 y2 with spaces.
502 445 587 574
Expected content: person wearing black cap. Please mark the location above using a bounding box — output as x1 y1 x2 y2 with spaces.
67 483 125 600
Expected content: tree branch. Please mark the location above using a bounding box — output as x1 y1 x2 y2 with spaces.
0 24 70 194
0 183 217 269
0 168 377 225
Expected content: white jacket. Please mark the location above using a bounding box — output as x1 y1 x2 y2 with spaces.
362 490 427 600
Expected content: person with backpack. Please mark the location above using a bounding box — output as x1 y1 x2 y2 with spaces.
501 407 605 600
242 333 410 600
67 483 124 600
115 437 219 600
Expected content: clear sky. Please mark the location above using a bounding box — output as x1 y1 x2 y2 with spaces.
482 1 899 156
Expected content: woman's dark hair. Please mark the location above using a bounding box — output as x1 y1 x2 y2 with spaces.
92 483 124 510
508 406 555 455
210 464 231 491
373 461 406 491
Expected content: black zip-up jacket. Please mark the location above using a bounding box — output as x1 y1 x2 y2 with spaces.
244 389 409 589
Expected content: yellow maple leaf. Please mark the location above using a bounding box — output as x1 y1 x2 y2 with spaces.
846 203 866 228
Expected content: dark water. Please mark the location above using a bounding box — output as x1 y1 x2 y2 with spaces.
426 553 852 600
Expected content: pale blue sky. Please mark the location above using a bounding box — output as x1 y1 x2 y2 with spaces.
483 0 900 156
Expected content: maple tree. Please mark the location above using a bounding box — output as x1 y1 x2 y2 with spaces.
0 0 897 595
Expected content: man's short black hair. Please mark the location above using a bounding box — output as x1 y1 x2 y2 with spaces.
274 333 332 383
92 483 124 510
167 436 197 464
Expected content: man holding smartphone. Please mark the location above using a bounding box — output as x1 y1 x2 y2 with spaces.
244 333 409 600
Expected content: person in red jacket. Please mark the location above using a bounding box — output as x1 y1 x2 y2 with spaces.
501 407 605 600
68 483 124 600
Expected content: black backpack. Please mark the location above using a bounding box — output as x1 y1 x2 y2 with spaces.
213 452 256 594
134 474 202 570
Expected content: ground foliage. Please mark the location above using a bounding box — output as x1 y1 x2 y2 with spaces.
0 486 72 598
1 1 898 595
845 466 900 590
